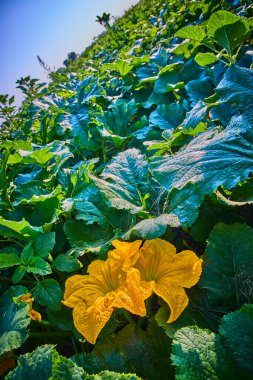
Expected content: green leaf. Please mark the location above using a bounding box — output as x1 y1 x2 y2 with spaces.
171 305 253 380
219 304 253 377
53 254 82 272
0 253 21 269
85 372 143 380
200 223 253 311
27 257 52 276
125 214 180 239
185 77 213 105
216 65 253 109
194 52 218 66
34 232 56 257
171 326 235 380
175 25 206 42
5 345 85 380
165 184 205 227
99 100 141 147
181 101 207 131
12 265 27 284
110 60 135 76
149 103 184 130
91 148 150 214
0 216 42 238
34 279 63 310
47 307 73 331
152 116 253 196
21 244 34 265
207 11 250 54
51 350 86 380
79 322 171 380
154 72 183 94
0 286 30 355
64 219 112 250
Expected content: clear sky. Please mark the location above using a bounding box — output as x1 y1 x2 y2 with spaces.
0 0 139 105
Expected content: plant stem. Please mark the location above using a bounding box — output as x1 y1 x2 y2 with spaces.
122 309 135 324
0 276 32 285
29 331 73 338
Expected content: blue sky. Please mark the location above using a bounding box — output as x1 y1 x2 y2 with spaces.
0 0 139 104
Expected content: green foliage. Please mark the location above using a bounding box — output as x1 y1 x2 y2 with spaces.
1 0 252 377
200 222 253 311
6 345 86 380
0 286 30 355
171 304 253 380
33 279 63 310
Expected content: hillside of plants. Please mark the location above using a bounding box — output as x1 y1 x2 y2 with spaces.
0 0 253 378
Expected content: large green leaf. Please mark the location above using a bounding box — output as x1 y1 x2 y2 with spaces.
0 216 42 238
74 322 171 380
99 100 139 147
172 305 253 379
219 304 253 377
152 116 253 195
149 103 184 131
0 286 30 355
200 223 253 312
171 326 235 380
124 214 180 239
85 372 143 380
207 11 250 54
91 148 150 214
175 25 206 42
5 345 86 380
216 65 253 109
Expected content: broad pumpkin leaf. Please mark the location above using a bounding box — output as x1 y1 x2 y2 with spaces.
76 322 171 380
0 216 42 238
194 52 218 66
152 116 253 195
85 372 143 380
149 103 184 130
200 223 253 311
175 25 206 42
172 305 253 380
219 304 253 378
216 65 253 109
5 345 86 380
207 11 250 54
91 148 150 214
0 286 30 355
124 213 180 239
171 326 236 380
99 100 138 147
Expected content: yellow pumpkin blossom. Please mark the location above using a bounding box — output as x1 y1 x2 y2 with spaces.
18 293 42 322
108 239 142 270
135 238 202 323
63 244 150 344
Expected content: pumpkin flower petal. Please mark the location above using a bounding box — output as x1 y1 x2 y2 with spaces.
136 238 202 323
64 275 85 301
108 240 142 269
112 269 151 316
73 298 114 345
64 256 148 344
153 280 189 323
168 250 203 288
